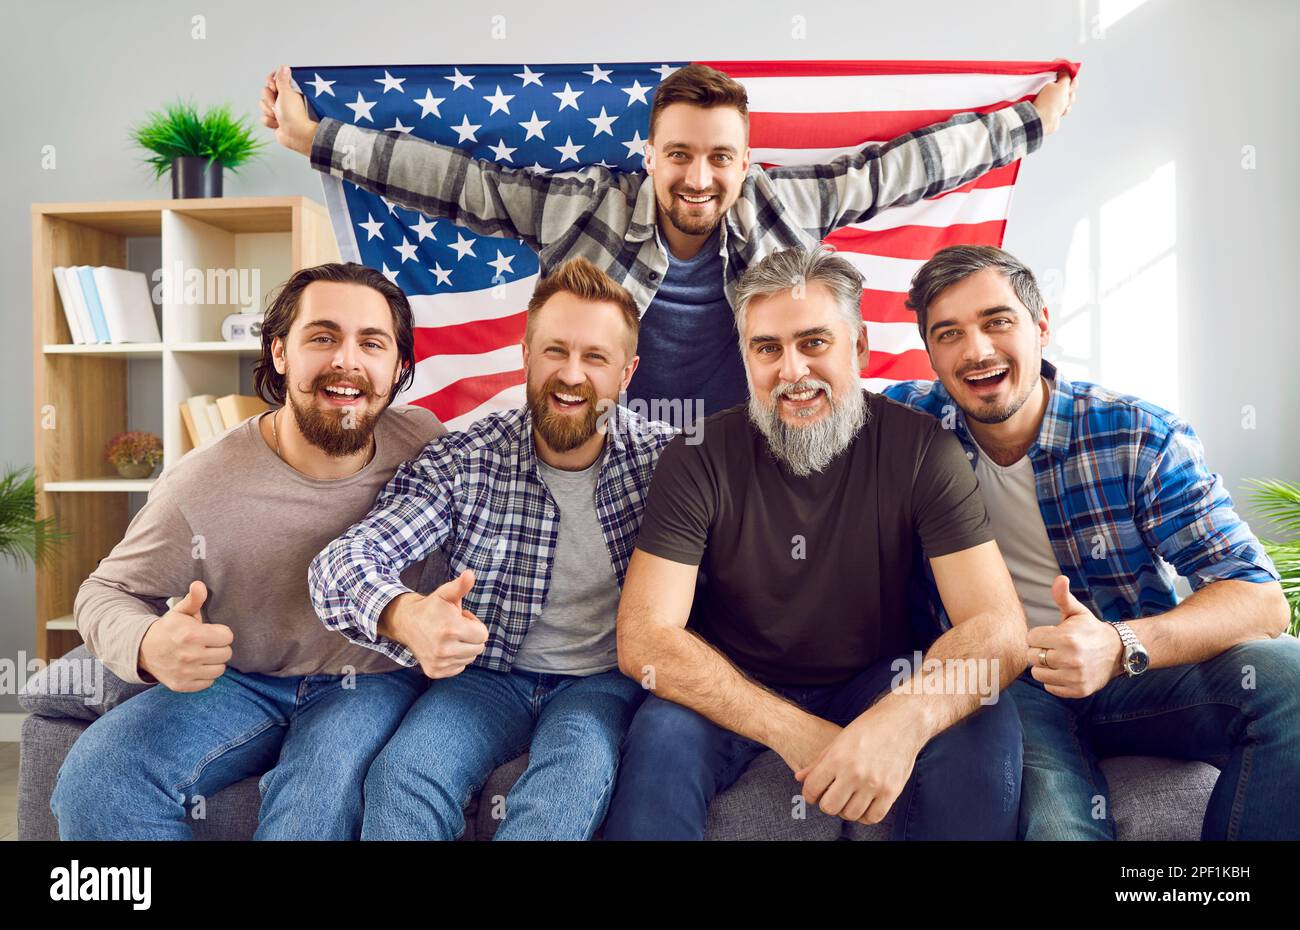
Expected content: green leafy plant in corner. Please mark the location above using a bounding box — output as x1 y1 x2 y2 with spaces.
129 99 266 180
0 466 69 570
1245 479 1300 636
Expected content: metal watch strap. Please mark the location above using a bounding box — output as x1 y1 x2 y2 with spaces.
1113 621 1139 650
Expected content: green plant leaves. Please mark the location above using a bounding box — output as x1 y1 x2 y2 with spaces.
129 99 267 180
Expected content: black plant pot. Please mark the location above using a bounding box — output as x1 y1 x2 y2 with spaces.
170 156 223 199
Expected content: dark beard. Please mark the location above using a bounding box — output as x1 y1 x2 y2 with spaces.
527 373 600 453
286 370 380 457
964 365 1039 425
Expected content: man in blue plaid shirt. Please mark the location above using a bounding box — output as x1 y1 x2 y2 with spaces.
309 258 676 839
883 244 1300 840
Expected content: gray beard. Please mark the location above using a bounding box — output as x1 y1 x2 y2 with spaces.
747 380 867 477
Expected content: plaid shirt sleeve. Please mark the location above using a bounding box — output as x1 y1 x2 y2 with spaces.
1134 419 1280 589
762 100 1043 240
310 115 609 252
308 443 459 666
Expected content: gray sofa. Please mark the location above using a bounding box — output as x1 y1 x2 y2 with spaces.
18 646 1221 840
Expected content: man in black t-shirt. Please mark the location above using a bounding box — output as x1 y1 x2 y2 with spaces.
603 244 1031 840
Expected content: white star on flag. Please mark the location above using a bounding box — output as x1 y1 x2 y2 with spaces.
345 92 377 122
515 65 545 87
445 67 475 90
307 73 336 97
484 86 515 115
375 70 406 93
414 89 445 118
552 83 583 111
357 213 385 241
410 215 438 241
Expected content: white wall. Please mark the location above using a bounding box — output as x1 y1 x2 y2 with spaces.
1 0 1296 711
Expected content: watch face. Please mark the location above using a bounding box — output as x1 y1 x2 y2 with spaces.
1126 649 1150 675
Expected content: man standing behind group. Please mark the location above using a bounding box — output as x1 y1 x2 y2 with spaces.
604 245 1031 840
884 245 1300 840
261 60 1074 422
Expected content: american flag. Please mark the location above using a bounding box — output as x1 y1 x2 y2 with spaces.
294 59 1079 431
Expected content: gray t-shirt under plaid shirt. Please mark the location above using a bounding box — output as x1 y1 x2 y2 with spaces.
511 448 621 676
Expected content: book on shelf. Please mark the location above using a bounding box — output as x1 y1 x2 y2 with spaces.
51 267 88 344
92 266 162 343
183 394 218 447
215 394 270 429
72 266 112 343
52 266 160 345
53 266 102 345
181 394 270 449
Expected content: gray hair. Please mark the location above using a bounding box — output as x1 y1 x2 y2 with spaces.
906 245 1045 344
733 244 865 344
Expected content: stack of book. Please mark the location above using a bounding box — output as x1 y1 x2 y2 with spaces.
52 266 162 344
181 394 270 449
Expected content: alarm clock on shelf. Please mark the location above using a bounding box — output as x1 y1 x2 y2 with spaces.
221 311 264 343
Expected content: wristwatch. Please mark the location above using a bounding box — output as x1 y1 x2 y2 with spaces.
1112 621 1149 676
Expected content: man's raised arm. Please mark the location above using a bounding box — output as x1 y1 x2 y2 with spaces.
765 69 1077 239
260 64 601 252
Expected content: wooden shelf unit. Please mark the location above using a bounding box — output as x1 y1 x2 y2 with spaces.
31 196 340 661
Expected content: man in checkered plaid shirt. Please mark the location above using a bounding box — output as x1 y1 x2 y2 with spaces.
310 258 677 839
263 61 1076 424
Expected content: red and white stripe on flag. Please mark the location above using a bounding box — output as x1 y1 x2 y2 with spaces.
700 59 1076 393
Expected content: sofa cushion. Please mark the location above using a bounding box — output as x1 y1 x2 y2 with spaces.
18 645 152 722
1102 755 1220 841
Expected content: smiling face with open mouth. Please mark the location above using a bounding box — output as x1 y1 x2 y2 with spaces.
924 267 1050 426
741 281 869 475
275 280 402 457
523 289 639 458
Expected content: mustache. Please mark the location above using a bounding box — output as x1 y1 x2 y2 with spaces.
544 375 596 400
770 378 833 401
956 360 1012 380
298 373 381 396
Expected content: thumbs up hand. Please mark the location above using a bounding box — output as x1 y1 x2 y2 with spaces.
1024 575 1123 698
138 580 235 692
377 570 490 679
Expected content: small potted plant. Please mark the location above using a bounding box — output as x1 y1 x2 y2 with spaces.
105 431 164 479
129 99 266 198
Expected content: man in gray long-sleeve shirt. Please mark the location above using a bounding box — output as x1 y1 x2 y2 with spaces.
51 262 448 840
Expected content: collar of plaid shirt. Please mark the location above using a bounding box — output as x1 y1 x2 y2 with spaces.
924 357 1074 462
444 401 677 672
884 357 1278 624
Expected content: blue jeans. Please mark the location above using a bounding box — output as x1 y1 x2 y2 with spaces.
361 666 645 840
1010 636 1300 840
51 665 428 840
603 652 1023 840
